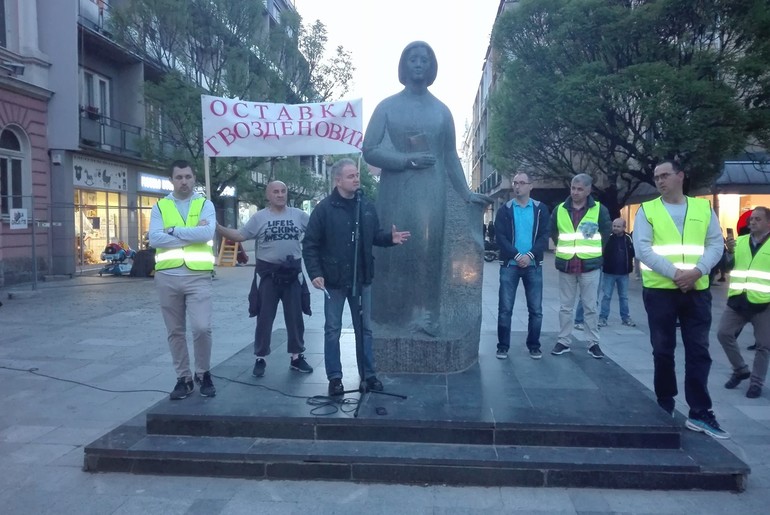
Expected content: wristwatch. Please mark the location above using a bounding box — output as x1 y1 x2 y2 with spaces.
167 227 175 236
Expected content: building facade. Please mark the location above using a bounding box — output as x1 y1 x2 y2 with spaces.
0 0 53 287
6 0 300 282
37 0 175 276
468 0 522 223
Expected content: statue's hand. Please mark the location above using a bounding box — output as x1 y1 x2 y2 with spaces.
468 193 493 205
407 152 436 169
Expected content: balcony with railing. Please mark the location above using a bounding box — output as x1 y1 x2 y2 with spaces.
79 108 142 158
79 0 112 34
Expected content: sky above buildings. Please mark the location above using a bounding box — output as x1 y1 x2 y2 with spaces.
293 0 501 146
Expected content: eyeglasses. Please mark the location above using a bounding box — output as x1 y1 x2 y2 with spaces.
653 172 676 182
512 181 530 186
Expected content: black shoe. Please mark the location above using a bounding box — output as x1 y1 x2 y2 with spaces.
196 371 216 397
529 348 542 360
724 370 750 389
328 378 344 397
290 354 313 373
170 377 194 400
551 342 571 355
747 384 762 398
748 344 758 351
657 398 675 417
365 376 384 392
496 348 508 360
252 358 266 377
587 344 604 359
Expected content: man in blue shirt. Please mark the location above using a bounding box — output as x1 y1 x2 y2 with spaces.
494 173 551 359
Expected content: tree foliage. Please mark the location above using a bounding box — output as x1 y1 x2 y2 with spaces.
109 0 354 210
490 0 770 214
293 20 355 102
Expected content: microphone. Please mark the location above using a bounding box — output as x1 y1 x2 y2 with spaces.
355 189 363 200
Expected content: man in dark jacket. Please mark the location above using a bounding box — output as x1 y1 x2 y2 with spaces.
598 218 636 327
549 174 612 358
494 172 550 360
303 158 410 397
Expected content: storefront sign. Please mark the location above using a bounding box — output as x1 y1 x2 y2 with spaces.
9 208 28 229
73 155 128 191
139 173 173 194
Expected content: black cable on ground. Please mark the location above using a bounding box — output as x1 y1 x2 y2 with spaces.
210 372 359 416
0 365 169 394
0 365 360 416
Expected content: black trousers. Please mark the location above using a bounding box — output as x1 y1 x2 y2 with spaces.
642 287 713 417
254 275 305 357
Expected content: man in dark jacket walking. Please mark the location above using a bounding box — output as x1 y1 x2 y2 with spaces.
303 159 410 397
494 172 550 360
598 218 636 327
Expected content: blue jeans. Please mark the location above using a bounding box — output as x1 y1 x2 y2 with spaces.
324 285 376 381
599 273 630 321
497 264 543 351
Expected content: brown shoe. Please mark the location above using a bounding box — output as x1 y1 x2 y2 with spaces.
725 371 750 389
747 384 762 399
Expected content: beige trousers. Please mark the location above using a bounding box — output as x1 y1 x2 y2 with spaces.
557 268 601 347
717 305 770 388
155 272 213 380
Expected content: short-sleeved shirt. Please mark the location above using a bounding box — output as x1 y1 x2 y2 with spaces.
239 207 309 264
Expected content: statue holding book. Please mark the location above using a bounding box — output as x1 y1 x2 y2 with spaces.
362 41 490 372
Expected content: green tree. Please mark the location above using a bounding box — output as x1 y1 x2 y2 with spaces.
490 0 767 215
292 19 355 102
109 0 354 210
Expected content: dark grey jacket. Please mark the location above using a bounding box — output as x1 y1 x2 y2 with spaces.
303 188 394 290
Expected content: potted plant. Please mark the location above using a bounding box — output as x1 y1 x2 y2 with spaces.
84 105 100 120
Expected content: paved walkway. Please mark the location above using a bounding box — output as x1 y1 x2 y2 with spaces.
1 253 768 514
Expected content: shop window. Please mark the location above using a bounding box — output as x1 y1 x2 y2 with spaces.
74 188 128 266
0 126 30 218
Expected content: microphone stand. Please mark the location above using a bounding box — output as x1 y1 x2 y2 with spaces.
345 189 406 418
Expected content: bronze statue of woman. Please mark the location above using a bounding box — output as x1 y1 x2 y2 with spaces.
363 41 489 338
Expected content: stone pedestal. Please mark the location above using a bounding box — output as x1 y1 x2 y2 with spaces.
373 327 480 373
372 185 485 373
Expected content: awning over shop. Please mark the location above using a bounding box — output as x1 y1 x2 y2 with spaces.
714 161 770 194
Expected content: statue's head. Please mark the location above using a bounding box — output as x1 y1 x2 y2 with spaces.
398 41 438 86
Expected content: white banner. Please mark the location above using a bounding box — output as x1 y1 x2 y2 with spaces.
201 95 363 157
10 208 28 229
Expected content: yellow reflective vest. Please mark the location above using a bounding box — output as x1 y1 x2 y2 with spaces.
555 203 602 260
154 197 215 271
728 234 770 303
640 197 710 290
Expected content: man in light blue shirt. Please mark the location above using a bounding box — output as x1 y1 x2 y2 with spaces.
494 173 551 360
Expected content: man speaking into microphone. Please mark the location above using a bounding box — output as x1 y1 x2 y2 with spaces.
303 158 410 397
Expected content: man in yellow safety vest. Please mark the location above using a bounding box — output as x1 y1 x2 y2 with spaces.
549 173 611 359
717 206 770 400
149 160 217 400
633 160 728 439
